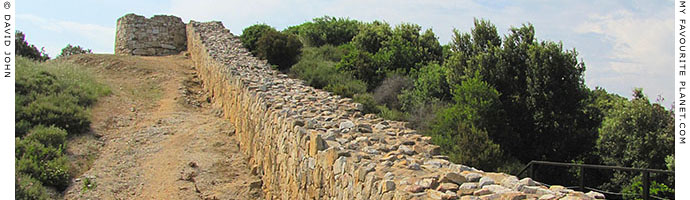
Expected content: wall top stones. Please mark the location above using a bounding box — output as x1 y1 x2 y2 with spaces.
115 13 187 56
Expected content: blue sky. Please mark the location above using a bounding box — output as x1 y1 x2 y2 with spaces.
18 0 674 107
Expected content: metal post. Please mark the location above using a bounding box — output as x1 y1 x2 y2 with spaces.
580 165 585 192
530 163 534 179
643 171 650 200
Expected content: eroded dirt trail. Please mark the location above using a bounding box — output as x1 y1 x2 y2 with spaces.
63 54 263 200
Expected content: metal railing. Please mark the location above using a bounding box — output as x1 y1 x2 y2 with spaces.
516 160 675 200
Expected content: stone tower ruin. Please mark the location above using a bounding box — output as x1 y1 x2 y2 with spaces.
114 13 187 56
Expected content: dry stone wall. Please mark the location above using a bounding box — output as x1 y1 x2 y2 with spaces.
184 20 605 200
115 13 187 56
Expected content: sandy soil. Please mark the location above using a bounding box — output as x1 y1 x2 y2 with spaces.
61 53 263 200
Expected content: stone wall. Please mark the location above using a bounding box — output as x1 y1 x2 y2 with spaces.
115 13 187 56
184 20 604 200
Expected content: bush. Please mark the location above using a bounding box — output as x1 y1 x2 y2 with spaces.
15 57 110 137
324 77 367 98
353 21 392 53
15 56 108 196
373 74 411 109
406 100 447 132
16 31 49 61
621 175 674 200
432 121 504 170
57 44 92 58
16 172 50 200
290 45 349 83
336 48 384 90
376 105 407 121
399 62 451 112
24 126 67 149
256 30 303 71
299 16 361 47
353 93 379 114
428 75 507 171
301 44 347 62
16 137 71 190
16 93 91 137
240 24 275 54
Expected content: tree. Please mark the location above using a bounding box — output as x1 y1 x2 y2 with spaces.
336 48 382 89
240 24 276 54
444 20 598 166
378 23 442 73
399 62 451 112
256 30 303 71
598 89 673 169
57 44 92 58
352 21 392 53
299 16 361 47
429 75 506 171
16 31 49 61
597 89 674 193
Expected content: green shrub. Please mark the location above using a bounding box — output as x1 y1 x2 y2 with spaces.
428 75 506 171
336 48 383 89
289 45 348 86
24 126 67 149
353 21 392 53
17 93 90 136
57 44 92 58
16 172 50 200
256 30 303 71
15 57 110 137
324 77 366 98
15 56 109 195
16 137 71 190
290 58 338 88
399 62 451 112
299 16 361 47
431 121 504 170
16 31 49 62
376 105 407 121
301 45 347 62
621 175 674 200
240 24 276 54
353 93 379 114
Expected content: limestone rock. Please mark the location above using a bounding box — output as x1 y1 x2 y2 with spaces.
585 191 605 199
473 188 492 196
440 172 467 185
380 180 395 193
463 173 482 182
501 192 527 200
436 182 459 192
339 120 355 130
538 194 559 200
418 177 439 189
478 177 495 188
460 196 480 200
458 182 479 190
482 185 510 194
309 131 327 156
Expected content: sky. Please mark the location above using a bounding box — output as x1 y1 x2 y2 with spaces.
17 0 674 107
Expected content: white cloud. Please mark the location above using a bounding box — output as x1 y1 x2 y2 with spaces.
574 8 673 104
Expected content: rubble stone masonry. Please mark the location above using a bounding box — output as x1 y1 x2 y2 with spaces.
173 17 604 200
115 13 187 56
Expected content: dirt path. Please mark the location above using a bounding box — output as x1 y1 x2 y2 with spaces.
62 54 263 200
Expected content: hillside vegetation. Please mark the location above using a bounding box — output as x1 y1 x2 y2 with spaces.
15 32 109 199
240 16 674 198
